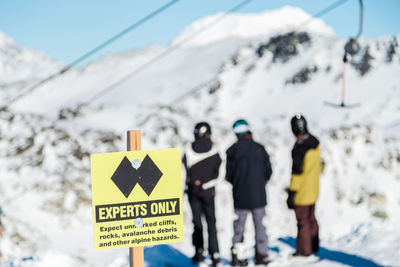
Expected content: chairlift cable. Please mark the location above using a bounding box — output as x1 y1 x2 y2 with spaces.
125 0 354 130
20 0 351 129
82 0 256 105
295 0 349 32
5 0 181 108
166 0 351 107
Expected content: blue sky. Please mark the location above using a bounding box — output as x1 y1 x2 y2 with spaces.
1 0 399 63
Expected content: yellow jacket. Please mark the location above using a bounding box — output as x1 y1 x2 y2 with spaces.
290 135 321 205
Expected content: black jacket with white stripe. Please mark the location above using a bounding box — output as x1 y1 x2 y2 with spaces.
182 137 222 197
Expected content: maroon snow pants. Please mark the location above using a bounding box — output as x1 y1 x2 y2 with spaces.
294 204 319 256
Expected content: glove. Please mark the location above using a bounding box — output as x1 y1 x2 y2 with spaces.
188 179 202 195
286 190 296 209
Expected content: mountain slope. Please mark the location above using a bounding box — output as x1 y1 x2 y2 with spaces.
0 31 62 102
172 6 334 47
0 6 399 267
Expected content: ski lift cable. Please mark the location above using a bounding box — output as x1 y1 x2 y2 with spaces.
26 0 349 129
0 0 355 206
83 0 352 107
129 0 354 129
0 1 256 193
80 0 257 105
171 78 219 104
165 0 351 106
5 0 181 108
294 0 350 33
10 0 256 131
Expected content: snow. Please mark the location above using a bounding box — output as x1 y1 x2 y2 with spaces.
0 5 400 267
0 31 14 48
0 31 62 86
172 6 335 47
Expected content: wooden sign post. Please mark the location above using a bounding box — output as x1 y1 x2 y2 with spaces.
127 130 144 267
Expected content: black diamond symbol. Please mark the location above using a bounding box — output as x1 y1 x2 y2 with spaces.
110 155 164 198
137 155 163 196
111 156 139 198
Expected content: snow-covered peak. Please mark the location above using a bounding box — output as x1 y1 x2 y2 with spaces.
0 31 62 85
172 6 335 47
0 30 15 48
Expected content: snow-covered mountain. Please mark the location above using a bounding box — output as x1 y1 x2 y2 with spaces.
0 31 62 102
172 6 335 47
0 6 399 267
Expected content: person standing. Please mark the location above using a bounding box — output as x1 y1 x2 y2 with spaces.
183 122 222 266
286 114 321 256
226 119 272 266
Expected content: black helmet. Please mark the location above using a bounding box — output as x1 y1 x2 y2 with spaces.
194 122 211 138
291 114 308 135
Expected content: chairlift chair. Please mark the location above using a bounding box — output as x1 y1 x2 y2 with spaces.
324 0 363 108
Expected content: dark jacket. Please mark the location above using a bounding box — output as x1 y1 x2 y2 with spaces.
183 137 222 197
226 137 272 209
290 134 321 205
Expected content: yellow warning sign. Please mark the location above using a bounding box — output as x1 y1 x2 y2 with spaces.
91 148 183 250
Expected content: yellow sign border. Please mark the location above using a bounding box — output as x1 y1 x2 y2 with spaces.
91 148 183 250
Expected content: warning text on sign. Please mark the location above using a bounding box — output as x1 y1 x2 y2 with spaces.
95 198 180 223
